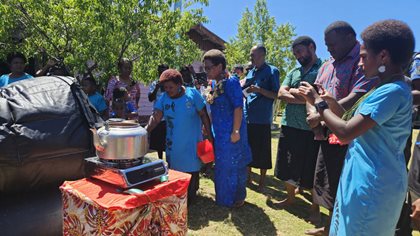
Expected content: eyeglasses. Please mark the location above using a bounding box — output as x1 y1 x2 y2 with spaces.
204 64 215 72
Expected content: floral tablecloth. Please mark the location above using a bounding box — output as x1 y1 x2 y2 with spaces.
60 169 191 236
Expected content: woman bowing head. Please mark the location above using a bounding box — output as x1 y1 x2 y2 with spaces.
203 49 252 208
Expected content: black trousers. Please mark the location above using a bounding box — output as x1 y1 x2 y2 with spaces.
187 171 200 205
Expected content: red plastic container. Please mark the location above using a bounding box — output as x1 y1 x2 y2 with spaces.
197 139 215 164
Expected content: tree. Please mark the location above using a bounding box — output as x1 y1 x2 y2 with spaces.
225 0 296 79
225 8 254 65
0 0 208 84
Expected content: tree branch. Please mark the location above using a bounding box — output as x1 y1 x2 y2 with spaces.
15 3 62 56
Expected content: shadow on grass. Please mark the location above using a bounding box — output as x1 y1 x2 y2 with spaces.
188 194 229 230
188 194 277 235
248 172 328 228
231 202 277 236
265 196 326 228
247 172 286 198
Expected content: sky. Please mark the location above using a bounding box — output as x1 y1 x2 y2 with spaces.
191 0 420 61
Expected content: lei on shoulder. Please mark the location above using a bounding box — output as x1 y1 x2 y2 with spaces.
206 79 225 104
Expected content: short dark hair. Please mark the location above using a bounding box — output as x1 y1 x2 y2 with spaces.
158 64 169 70
7 52 27 64
292 36 317 50
117 58 132 70
361 20 415 67
325 21 356 37
254 44 267 55
202 49 227 70
245 62 253 70
82 76 97 87
113 87 128 100
159 69 183 85
234 64 244 71
158 64 169 76
49 63 70 76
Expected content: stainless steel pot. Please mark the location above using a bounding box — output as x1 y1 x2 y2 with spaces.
90 119 149 160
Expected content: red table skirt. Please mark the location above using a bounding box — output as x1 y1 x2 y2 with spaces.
60 170 191 236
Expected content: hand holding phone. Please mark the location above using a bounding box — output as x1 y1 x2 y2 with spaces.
316 84 335 102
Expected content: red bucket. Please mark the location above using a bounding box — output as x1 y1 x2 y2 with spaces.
197 139 215 164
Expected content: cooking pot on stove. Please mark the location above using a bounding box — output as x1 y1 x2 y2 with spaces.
90 119 148 160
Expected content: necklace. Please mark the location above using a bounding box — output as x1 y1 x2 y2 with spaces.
342 73 405 121
207 78 226 104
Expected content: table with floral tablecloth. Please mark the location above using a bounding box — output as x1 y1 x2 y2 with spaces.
60 169 191 236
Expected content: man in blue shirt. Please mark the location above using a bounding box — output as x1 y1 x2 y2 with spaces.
244 45 280 191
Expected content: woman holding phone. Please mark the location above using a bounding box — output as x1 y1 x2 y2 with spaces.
299 20 414 235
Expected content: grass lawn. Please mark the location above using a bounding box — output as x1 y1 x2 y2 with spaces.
152 117 420 235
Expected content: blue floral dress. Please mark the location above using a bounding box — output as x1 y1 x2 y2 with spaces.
155 87 205 173
210 77 252 207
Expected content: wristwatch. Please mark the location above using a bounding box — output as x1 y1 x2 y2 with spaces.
315 100 329 112
233 129 240 134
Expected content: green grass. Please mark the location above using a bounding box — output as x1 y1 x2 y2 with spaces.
152 118 420 235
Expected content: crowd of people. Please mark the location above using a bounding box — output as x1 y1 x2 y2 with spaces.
1 19 420 235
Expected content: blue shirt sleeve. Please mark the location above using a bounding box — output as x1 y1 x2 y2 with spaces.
226 78 243 108
0 75 7 87
191 88 206 111
271 67 280 92
96 93 107 112
358 84 406 126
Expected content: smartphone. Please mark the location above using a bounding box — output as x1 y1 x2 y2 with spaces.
314 83 323 94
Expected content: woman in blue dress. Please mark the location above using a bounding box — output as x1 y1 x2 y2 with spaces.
146 69 212 204
203 49 252 208
299 20 414 235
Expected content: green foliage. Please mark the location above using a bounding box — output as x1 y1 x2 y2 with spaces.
225 8 254 66
0 0 207 83
225 0 296 80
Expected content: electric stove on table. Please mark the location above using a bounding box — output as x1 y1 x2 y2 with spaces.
84 156 168 189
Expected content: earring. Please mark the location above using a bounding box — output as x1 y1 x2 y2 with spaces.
378 65 386 73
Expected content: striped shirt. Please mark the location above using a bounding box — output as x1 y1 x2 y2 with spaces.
104 76 141 106
104 76 141 117
315 42 376 100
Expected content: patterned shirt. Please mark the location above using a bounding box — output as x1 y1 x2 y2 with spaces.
409 53 420 81
105 76 141 116
105 76 141 104
281 58 322 130
315 42 376 101
155 87 205 172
